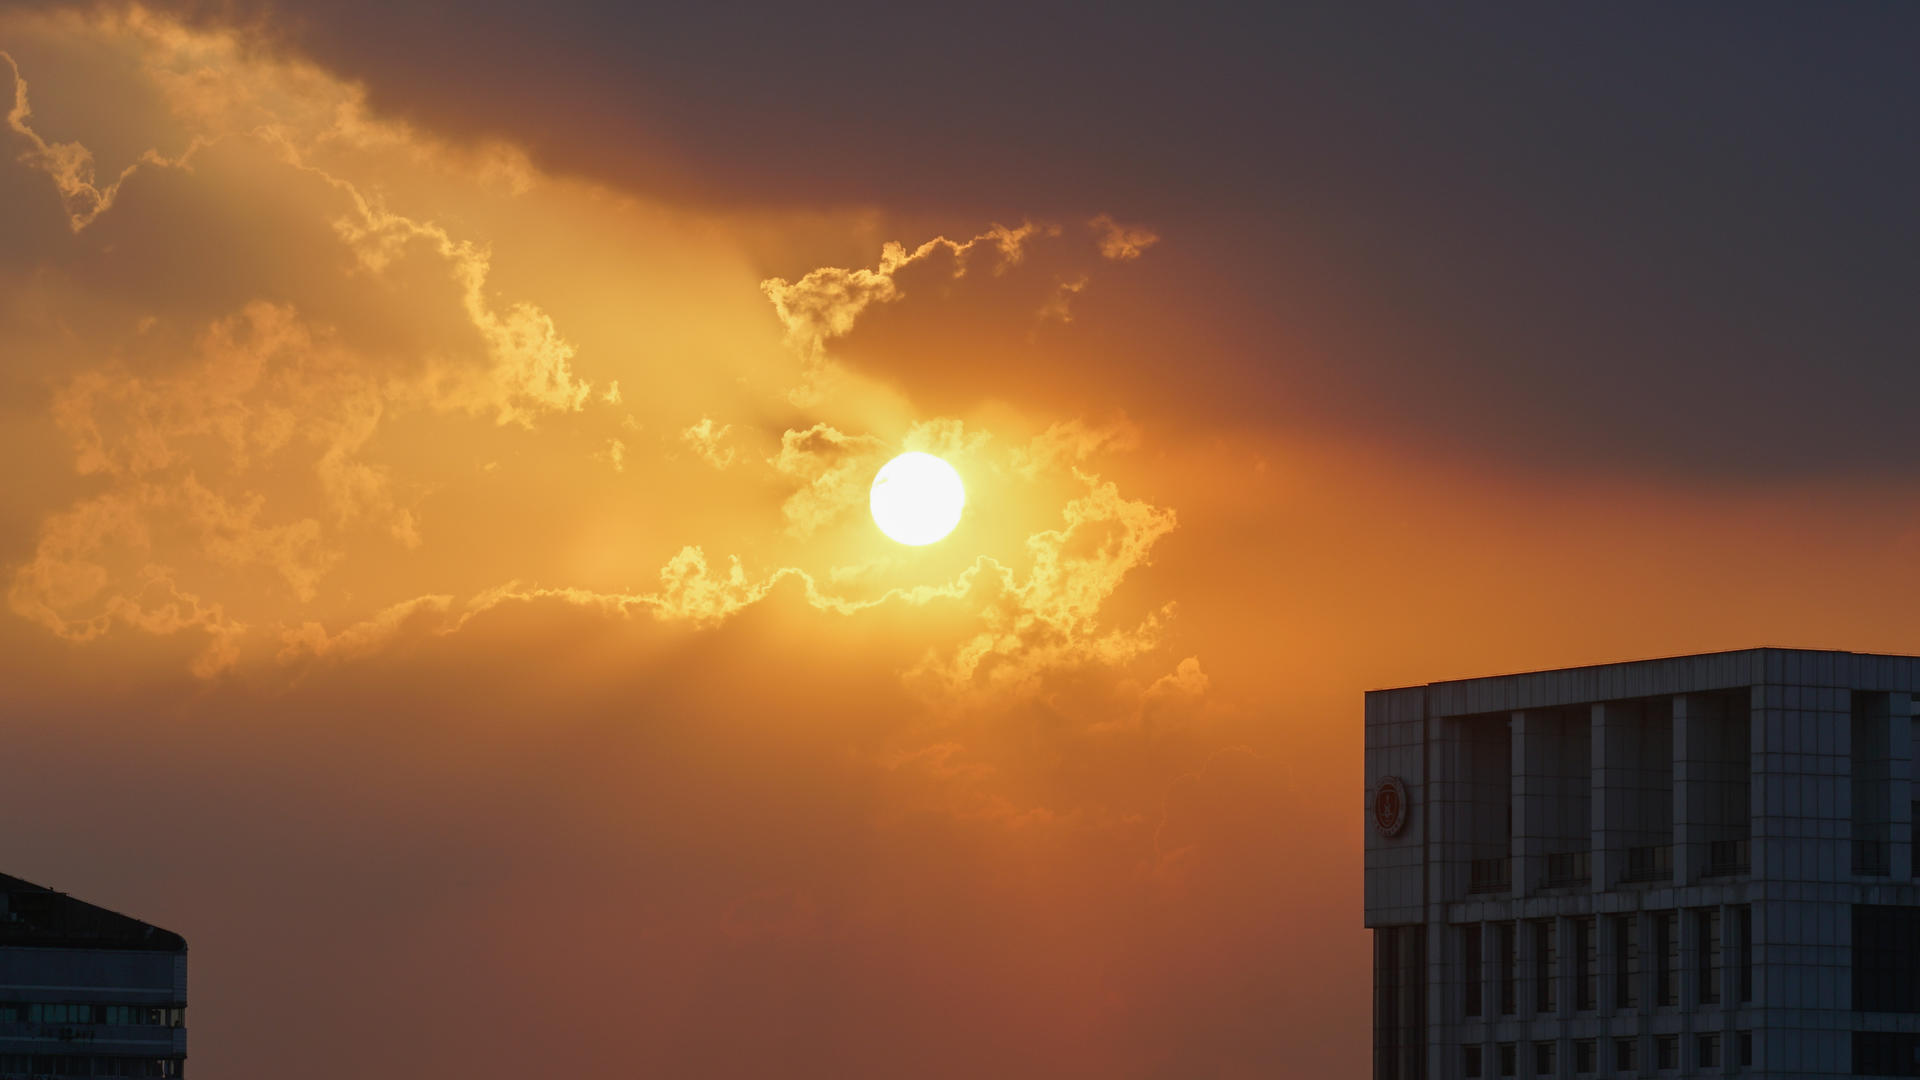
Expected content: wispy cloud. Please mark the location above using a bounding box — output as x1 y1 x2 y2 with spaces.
1089 213 1159 261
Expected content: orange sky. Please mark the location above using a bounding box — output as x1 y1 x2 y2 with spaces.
5 7 1920 1077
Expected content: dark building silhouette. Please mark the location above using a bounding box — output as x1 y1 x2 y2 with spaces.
0 874 186 1078
1366 649 1920 1079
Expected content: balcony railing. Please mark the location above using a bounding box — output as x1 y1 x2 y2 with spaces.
1621 843 1673 883
1469 856 1512 894
1854 838 1891 877
1703 838 1750 878
1544 849 1591 888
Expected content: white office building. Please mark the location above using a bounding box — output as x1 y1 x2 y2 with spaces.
1365 649 1920 1079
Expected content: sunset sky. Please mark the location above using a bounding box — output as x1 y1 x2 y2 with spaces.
3 4 1919 1076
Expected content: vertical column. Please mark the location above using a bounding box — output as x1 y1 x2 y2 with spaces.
1639 910 1656 1018
1677 906 1695 1056
1516 913 1537 1025
1479 921 1497 1080
1892 692 1913 882
1746 681 1779 1060
1425 711 1449 1080
1374 929 1396 1080
1403 926 1426 1080
1559 916 1575 1021
1482 919 1498 1028
1591 703 1618 892
1429 714 1462 904
1721 902 1738 1062
1512 711 1536 896
1484 919 1501 1030
1672 694 1701 887
1597 910 1616 1020
1748 683 1773 881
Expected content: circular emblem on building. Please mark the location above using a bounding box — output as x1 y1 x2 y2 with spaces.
1373 776 1409 837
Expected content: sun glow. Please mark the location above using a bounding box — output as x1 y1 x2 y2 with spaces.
870 452 966 545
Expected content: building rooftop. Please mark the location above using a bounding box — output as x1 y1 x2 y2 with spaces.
0 874 186 952
1371 646 1920 717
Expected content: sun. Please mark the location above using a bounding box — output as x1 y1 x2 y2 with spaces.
870 452 966 545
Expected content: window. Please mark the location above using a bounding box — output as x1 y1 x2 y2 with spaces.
1499 922 1517 1015
27 1004 96 1025
1615 1037 1638 1072
1498 1042 1516 1078
1371 925 1426 1080
92 1059 186 1078
1697 1033 1720 1068
1463 924 1483 1017
1575 916 1596 1011
1855 905 1920 1013
101 1005 184 1027
1655 911 1679 1007
1375 928 1401 1080
2 1056 174 1078
1737 1030 1752 1067
1615 914 1640 1009
1463 1044 1482 1078
1573 1038 1596 1074
1533 1041 1556 1076
1852 1031 1920 1076
1736 905 1753 1003
1853 697 1893 875
1535 920 1557 1014
1655 1035 1678 1070
1697 908 1722 1005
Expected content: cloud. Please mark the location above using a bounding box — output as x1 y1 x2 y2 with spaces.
278 592 454 662
1088 213 1158 261
1037 274 1087 323
1010 417 1141 480
902 472 1180 704
383 462 1180 703
6 486 250 676
55 302 412 527
768 423 887 538
760 223 1052 398
2 47 202 231
1152 744 1265 893
5 18 599 429
760 220 1156 414
6 475 332 674
680 416 737 469
883 741 1046 828
1 11 1190 725
323 176 597 425
12 301 426 669
900 417 990 460
1140 656 1211 728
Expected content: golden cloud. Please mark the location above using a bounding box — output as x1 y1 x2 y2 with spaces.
1089 212 1159 261
768 423 888 538
680 415 738 469
3 47 200 231
2 8 1199 828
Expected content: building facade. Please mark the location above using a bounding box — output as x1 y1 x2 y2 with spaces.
0 874 186 1078
1365 649 1920 1079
